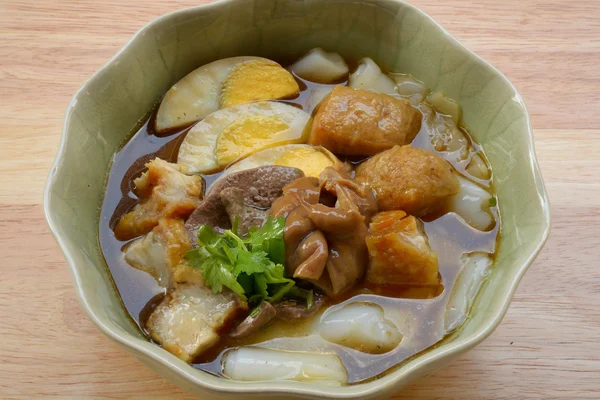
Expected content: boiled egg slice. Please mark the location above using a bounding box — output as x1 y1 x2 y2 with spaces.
155 57 299 133
221 144 342 178
177 102 310 174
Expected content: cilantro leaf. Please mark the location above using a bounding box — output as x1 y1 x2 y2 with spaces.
253 273 269 298
197 225 221 247
233 250 271 276
288 286 314 310
199 258 245 298
184 216 309 307
247 216 286 264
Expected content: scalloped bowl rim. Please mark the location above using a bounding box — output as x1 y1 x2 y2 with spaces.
44 0 551 398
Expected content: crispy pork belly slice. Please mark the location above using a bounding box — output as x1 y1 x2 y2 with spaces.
124 218 190 287
171 263 205 285
115 158 204 240
147 283 247 362
365 210 439 286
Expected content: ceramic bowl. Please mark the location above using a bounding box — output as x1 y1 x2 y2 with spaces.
44 0 551 398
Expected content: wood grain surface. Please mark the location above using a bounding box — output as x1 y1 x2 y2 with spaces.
1 0 599 398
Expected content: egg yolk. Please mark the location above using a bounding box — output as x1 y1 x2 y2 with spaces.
215 116 303 167
220 60 300 108
275 146 336 178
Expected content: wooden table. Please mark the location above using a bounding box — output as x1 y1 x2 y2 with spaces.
1 0 599 398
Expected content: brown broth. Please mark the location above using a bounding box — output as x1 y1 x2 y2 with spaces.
98 63 500 384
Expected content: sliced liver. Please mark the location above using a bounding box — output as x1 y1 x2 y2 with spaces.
185 166 304 245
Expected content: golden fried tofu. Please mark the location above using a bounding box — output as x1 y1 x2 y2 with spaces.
355 145 459 216
309 86 422 156
114 158 204 240
365 210 439 286
124 218 191 287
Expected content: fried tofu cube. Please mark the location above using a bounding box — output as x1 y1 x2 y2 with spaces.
355 145 460 216
365 210 439 286
309 86 422 156
147 283 247 362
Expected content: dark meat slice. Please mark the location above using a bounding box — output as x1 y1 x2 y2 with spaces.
229 293 327 339
275 293 327 322
185 166 304 245
220 187 269 237
229 301 277 339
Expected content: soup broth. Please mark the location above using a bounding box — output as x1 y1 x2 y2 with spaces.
99 55 500 384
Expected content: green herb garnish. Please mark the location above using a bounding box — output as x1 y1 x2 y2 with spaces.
184 216 296 304
489 197 497 207
288 286 314 310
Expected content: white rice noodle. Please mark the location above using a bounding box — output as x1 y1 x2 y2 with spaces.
444 252 493 332
392 74 430 105
319 302 402 354
222 347 348 385
289 48 349 83
348 57 397 95
429 112 469 158
304 85 334 110
427 91 461 125
450 176 494 231
467 152 491 180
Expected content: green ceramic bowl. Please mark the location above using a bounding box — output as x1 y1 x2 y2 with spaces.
44 0 550 398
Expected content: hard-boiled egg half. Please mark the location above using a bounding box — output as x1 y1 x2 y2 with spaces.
155 57 300 133
177 102 311 174
221 144 342 179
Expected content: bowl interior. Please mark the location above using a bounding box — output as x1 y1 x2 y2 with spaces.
45 0 550 398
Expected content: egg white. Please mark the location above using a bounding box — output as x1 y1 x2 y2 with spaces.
177 102 310 174
155 57 263 133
